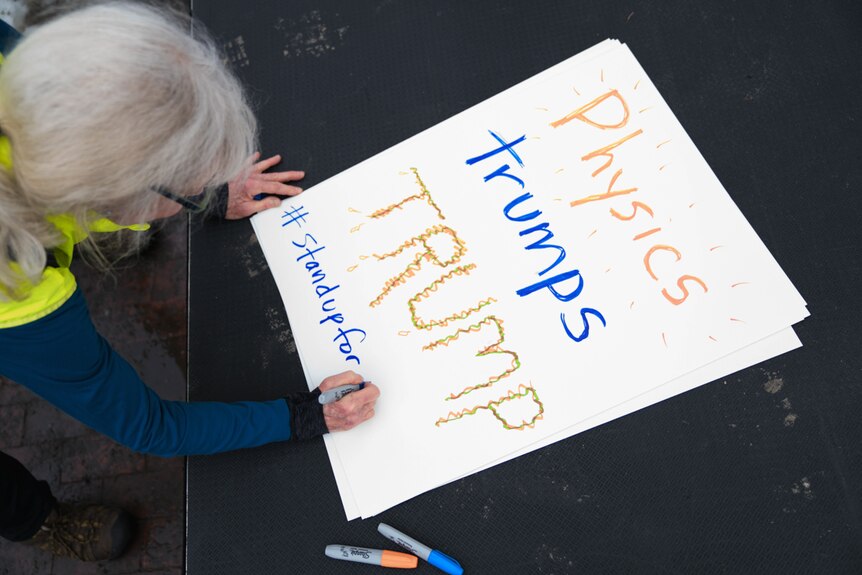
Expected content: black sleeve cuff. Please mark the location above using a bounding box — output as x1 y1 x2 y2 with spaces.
211 183 230 219
284 389 329 441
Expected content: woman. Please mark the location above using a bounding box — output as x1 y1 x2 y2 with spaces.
0 2 379 562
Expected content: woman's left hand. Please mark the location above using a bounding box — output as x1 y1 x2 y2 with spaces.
225 152 305 219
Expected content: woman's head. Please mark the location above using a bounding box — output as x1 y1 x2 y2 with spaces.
0 1 257 293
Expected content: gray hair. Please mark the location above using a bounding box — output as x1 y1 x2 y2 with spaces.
0 1 257 298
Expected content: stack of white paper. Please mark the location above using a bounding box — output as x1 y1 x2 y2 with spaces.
252 40 807 519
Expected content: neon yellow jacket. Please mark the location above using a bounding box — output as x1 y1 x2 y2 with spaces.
0 139 148 328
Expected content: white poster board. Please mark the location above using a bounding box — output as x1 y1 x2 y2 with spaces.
252 40 806 518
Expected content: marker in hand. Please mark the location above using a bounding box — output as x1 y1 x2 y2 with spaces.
318 382 366 404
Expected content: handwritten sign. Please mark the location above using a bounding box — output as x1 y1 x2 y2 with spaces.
253 40 807 518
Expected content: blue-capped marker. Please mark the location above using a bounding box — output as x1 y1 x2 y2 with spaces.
378 523 463 575
318 382 366 405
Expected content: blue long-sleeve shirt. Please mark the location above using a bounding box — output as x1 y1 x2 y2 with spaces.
0 287 292 456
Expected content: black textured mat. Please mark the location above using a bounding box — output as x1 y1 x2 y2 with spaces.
188 2 862 573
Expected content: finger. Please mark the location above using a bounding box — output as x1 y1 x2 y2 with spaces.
359 403 374 418
332 370 363 388
259 181 303 197
267 197 285 210
356 382 380 403
234 197 282 218
244 151 261 166
254 154 282 173
244 180 299 199
335 383 379 410
260 170 305 183
318 370 362 392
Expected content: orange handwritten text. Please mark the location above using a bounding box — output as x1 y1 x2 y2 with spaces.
552 88 708 306
365 167 542 431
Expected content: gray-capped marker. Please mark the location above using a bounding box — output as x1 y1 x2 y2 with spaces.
378 523 464 575
324 544 417 569
318 382 366 404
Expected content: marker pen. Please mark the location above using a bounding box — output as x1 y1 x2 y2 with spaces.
378 523 463 575
324 544 417 569
318 382 366 404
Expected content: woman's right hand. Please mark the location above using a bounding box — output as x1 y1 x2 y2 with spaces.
318 371 380 432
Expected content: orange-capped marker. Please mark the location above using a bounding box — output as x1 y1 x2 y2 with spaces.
325 545 418 569
382 549 420 569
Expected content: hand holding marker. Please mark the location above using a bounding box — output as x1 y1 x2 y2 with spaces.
317 371 379 433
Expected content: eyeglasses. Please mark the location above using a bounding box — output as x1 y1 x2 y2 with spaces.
151 187 208 213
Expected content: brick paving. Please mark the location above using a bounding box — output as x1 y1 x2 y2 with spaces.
0 216 188 575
